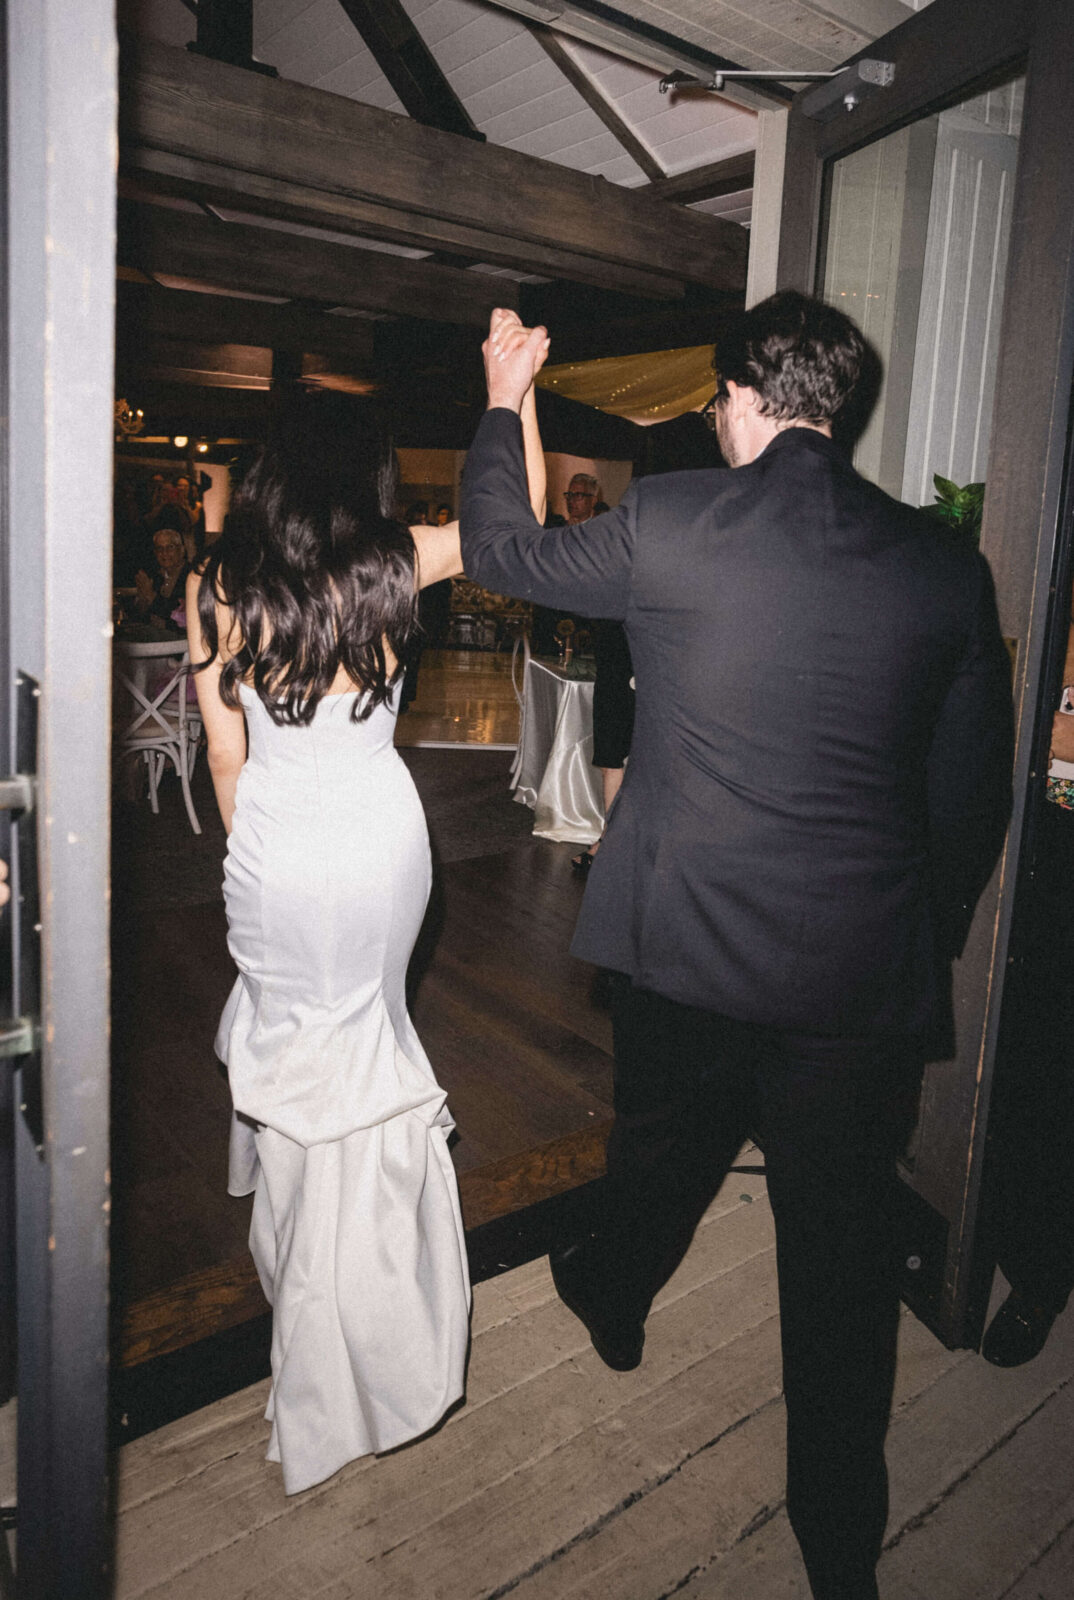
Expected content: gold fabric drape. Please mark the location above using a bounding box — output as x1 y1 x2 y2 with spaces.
537 345 716 424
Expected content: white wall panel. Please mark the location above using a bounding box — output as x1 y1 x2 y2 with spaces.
901 108 1019 504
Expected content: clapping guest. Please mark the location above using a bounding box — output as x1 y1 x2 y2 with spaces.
174 473 206 561
133 527 191 632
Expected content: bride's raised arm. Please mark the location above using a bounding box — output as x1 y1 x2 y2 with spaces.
519 380 547 526
413 318 548 586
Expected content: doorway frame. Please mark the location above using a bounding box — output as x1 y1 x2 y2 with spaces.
2 1 117 1592
776 0 1074 1346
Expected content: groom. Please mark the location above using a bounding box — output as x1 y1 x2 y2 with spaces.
460 293 1012 1600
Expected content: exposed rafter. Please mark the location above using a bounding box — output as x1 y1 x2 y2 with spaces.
336 0 484 142
117 200 518 327
528 23 664 182
187 0 276 77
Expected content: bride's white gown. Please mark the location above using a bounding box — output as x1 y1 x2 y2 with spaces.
216 684 470 1495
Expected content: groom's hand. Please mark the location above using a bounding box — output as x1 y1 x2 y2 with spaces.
483 308 550 414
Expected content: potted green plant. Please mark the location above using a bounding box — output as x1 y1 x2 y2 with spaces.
921 474 985 542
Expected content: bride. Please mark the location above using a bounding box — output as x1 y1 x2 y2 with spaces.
187 364 546 1494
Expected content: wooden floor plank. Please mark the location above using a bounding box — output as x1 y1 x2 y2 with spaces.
112 1153 1074 1600
113 1181 775 1597
508 1294 970 1600
880 1374 1074 1600
1002 1514 1074 1599
672 1306 1074 1600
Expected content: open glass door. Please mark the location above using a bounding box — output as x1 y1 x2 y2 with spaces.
1 2 116 1592
776 0 1074 1348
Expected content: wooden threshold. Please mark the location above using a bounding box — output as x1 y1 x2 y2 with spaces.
117 1119 612 1370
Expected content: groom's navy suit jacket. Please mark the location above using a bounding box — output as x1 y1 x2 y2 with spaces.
461 409 1013 1039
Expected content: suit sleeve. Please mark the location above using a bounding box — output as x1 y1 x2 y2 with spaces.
927 552 1014 959
460 408 635 620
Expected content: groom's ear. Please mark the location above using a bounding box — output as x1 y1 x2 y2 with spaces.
724 380 757 419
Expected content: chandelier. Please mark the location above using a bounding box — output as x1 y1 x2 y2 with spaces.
114 398 144 440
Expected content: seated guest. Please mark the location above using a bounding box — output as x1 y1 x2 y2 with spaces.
133 527 191 632
436 502 453 526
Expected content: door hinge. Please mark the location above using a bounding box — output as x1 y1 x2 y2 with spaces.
0 774 33 815
0 1017 35 1060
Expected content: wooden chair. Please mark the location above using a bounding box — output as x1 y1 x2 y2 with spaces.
114 638 203 834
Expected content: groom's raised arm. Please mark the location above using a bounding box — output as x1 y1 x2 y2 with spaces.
459 309 635 620
460 408 635 620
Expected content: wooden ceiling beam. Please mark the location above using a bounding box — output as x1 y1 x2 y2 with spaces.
117 200 517 327
121 148 681 300
337 0 483 141
115 279 378 361
119 36 747 292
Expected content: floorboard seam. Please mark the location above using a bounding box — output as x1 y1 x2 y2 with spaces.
476 1395 784 1600
883 1370 1074 1553
118 1441 262 1513
996 1507 1074 1598
372 1309 785 1562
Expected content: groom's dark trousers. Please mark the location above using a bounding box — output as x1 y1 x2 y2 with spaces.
461 407 1013 1599
603 980 922 1599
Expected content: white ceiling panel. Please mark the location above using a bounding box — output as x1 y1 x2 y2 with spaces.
459 55 561 125
255 1 406 110
398 2 651 181
691 189 753 227
566 38 756 180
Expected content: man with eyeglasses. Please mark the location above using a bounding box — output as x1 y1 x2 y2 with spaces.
563 474 601 521
461 293 1012 1600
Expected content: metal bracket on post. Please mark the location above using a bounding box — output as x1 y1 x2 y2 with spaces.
658 58 895 122
800 58 896 121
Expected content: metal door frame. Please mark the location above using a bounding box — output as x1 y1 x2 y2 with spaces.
2 2 117 1592
776 0 1074 1345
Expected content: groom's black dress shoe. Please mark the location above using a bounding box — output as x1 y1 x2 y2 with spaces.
981 1290 1059 1368
550 1245 645 1371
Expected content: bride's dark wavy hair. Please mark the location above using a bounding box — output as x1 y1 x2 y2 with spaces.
194 394 417 726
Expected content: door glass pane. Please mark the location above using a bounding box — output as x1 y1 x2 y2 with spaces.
820 74 1024 505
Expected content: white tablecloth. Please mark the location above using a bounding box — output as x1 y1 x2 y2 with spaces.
510 658 603 844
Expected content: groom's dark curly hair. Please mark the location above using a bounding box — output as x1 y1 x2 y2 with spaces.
713 290 866 427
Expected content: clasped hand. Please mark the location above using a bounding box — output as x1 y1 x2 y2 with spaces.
482 308 550 415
